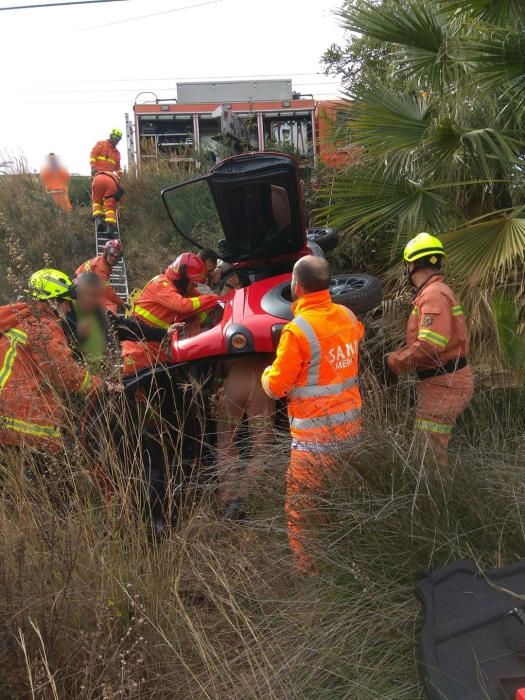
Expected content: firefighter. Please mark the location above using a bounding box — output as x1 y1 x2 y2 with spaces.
216 354 276 520
387 233 474 470
90 128 125 235
121 253 218 375
39 153 73 212
90 128 123 177
0 269 101 454
262 255 364 575
75 240 124 313
91 171 125 236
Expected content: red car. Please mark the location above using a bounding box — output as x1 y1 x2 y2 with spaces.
90 152 382 534
160 151 382 366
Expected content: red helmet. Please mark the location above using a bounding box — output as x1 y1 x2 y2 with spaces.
103 239 123 257
165 253 206 283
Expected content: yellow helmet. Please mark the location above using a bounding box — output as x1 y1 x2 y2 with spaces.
110 128 122 139
403 232 446 263
28 269 75 301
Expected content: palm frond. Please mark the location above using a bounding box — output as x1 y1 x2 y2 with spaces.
339 0 457 85
443 210 525 283
464 31 525 98
492 289 525 370
342 91 431 156
440 0 525 27
317 172 449 237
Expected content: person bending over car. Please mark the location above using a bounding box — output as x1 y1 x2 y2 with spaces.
122 253 218 375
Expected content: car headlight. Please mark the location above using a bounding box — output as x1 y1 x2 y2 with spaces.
230 332 248 350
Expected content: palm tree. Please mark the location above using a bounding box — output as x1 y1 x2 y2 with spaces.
322 0 525 292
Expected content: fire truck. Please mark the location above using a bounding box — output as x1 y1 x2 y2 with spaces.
125 79 355 172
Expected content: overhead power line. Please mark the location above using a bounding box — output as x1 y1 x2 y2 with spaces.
0 0 128 10
81 0 221 29
24 72 330 86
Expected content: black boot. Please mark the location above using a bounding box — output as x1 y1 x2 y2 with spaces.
105 222 115 236
94 215 106 232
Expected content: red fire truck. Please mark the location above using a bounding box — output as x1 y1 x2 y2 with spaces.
126 79 356 172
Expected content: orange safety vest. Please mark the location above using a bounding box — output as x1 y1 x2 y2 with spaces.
39 166 70 193
262 289 364 451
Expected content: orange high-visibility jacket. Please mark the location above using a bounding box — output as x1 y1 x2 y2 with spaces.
0 302 99 452
75 255 123 309
388 275 469 375
121 274 218 374
39 166 70 193
262 289 364 450
90 140 122 176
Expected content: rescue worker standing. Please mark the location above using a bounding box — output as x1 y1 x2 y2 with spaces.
387 233 473 469
39 153 72 212
90 129 124 235
0 269 100 453
262 256 364 575
122 253 218 375
75 240 124 313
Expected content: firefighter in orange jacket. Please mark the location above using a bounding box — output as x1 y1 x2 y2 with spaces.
90 128 123 177
387 233 474 469
122 253 219 375
90 129 124 235
0 269 101 454
75 240 124 313
39 153 72 212
262 256 364 575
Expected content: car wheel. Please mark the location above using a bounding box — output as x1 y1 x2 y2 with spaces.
330 273 383 316
307 227 340 253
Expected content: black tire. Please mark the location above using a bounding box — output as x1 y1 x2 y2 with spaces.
330 273 383 316
306 227 340 253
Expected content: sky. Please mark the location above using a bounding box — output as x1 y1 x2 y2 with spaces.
0 0 345 174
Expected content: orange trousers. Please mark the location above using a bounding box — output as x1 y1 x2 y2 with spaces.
92 173 120 224
48 190 72 212
415 367 474 468
121 340 169 376
285 449 342 576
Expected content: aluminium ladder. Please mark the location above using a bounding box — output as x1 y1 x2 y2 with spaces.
95 211 129 302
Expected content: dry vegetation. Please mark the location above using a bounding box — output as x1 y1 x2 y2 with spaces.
0 173 524 699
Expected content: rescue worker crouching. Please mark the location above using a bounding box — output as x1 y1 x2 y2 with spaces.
90 128 125 236
0 269 102 454
122 253 218 375
75 239 125 313
262 256 364 575
387 233 474 470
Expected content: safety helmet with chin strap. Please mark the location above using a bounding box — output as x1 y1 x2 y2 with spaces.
110 128 122 140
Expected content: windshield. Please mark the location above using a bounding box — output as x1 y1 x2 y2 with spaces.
162 177 223 250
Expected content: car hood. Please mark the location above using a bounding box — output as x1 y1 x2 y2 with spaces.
208 152 306 263
161 152 308 265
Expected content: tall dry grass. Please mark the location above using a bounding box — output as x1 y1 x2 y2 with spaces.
0 359 524 699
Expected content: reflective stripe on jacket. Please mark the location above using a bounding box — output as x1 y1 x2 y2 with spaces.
0 302 100 452
388 275 469 375
262 289 364 448
121 275 218 374
90 140 122 175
